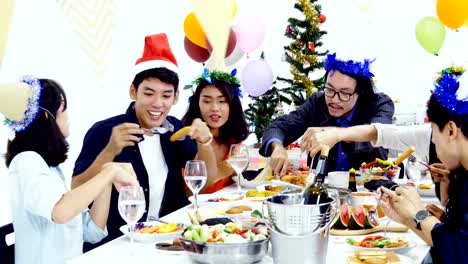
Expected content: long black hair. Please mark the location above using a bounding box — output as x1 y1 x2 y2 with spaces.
427 93 468 229
182 79 248 145
5 79 69 167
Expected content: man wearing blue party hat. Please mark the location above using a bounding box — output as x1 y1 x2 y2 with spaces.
260 52 394 175
378 66 468 264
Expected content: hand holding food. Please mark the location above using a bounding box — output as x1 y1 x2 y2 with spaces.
270 143 289 177
170 126 192 142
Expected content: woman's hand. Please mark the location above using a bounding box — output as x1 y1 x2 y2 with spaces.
102 162 139 191
379 186 425 226
189 118 213 145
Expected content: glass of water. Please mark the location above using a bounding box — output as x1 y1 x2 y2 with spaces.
228 143 249 194
406 155 424 186
185 160 207 211
118 186 145 252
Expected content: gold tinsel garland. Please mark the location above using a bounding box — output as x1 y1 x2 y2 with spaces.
287 0 322 97
298 0 320 31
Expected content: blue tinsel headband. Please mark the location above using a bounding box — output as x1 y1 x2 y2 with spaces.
324 53 375 79
4 75 43 132
432 66 468 116
188 68 242 102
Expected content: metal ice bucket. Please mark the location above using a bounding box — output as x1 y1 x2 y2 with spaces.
263 193 336 236
263 194 337 264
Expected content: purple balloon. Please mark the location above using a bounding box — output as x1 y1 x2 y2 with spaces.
241 59 274 97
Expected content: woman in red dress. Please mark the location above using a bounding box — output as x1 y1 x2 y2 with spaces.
182 69 249 193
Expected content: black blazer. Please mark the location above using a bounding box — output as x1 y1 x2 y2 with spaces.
260 91 395 171
73 103 195 251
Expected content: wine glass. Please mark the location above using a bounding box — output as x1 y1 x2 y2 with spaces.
406 155 423 186
118 186 145 253
185 160 207 211
228 143 249 194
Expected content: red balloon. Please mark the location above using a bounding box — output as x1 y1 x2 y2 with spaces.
184 37 210 63
206 29 236 58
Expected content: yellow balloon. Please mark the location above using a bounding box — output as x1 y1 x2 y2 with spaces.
232 1 237 19
183 12 207 49
465 18 468 29
436 0 468 30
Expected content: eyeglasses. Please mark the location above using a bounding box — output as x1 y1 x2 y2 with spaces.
324 87 356 102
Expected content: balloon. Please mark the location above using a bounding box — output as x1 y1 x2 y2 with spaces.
206 28 236 58
415 17 446 55
184 37 210 63
241 59 274 97
184 12 207 48
232 1 237 19
436 0 468 29
465 18 468 29
235 16 267 54
225 43 244 66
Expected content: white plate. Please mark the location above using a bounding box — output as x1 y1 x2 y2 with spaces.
119 221 183 243
231 175 270 188
188 193 245 207
347 236 416 255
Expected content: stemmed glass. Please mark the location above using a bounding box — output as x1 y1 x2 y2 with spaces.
406 155 424 186
118 186 145 253
185 160 208 211
228 143 249 194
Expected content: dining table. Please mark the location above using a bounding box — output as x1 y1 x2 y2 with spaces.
67 183 439 264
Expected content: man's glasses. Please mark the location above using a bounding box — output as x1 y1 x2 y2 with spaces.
324 87 355 102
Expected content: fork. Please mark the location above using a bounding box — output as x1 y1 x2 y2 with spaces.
367 183 398 232
143 128 186 141
418 161 434 178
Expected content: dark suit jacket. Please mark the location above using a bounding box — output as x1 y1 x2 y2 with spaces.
259 91 395 171
73 102 194 251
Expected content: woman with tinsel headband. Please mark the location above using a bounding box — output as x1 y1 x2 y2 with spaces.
182 69 248 193
1 77 139 264
378 67 468 264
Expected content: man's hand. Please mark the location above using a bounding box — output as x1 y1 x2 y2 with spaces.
105 123 144 156
270 142 289 177
426 204 446 222
379 186 425 226
300 127 340 157
189 118 212 145
429 163 450 184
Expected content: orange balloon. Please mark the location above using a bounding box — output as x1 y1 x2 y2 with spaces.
184 12 207 49
436 0 468 29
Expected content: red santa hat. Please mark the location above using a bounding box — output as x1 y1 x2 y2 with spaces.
134 33 179 76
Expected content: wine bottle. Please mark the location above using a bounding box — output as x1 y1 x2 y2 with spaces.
303 145 330 204
348 168 357 192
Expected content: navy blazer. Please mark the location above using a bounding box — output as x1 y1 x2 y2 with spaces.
73 103 195 250
260 91 395 171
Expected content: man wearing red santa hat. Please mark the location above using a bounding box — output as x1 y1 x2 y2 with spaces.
71 33 216 250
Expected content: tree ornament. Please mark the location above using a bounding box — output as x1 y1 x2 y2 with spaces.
303 61 310 69
319 14 326 23
308 42 315 52
296 34 301 40
285 24 292 34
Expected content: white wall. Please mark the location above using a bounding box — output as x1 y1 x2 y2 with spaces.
1 0 467 226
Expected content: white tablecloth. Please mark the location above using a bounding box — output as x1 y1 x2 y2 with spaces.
68 185 436 264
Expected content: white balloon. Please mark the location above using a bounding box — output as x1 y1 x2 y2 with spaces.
225 43 244 66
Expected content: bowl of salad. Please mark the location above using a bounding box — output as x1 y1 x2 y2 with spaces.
359 158 400 183
179 222 269 264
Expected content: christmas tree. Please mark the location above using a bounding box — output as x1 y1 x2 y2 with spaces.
245 0 328 143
